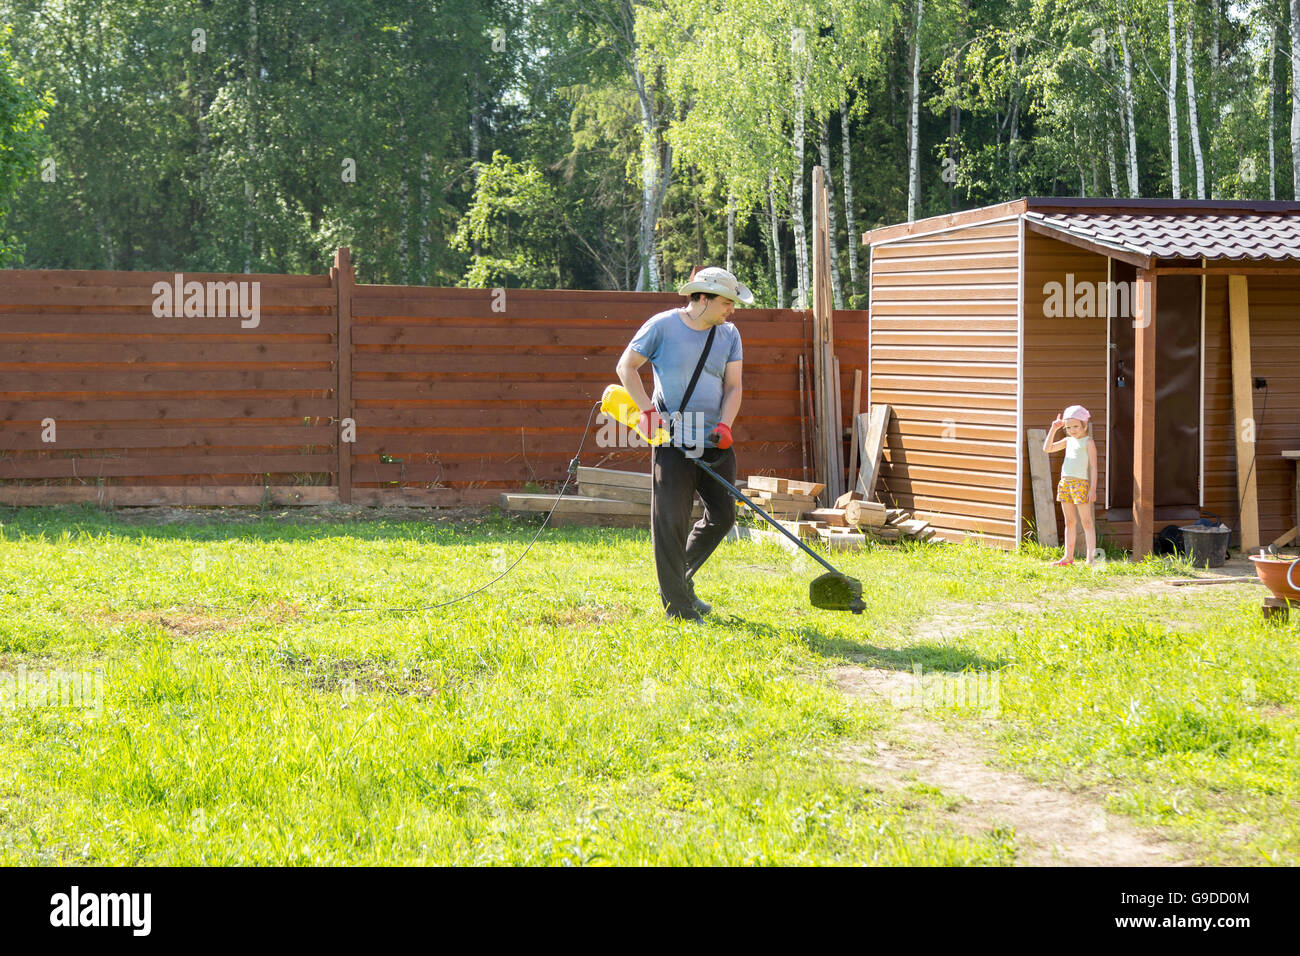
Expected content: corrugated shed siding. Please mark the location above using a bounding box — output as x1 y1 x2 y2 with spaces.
1203 275 1300 546
1019 234 1109 542
869 220 1021 546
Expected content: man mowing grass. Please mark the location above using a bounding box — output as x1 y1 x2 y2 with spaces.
615 267 752 621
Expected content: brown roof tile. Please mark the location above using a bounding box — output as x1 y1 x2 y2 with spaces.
1023 211 1300 261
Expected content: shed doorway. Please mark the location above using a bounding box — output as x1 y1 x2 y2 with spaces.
1107 262 1202 512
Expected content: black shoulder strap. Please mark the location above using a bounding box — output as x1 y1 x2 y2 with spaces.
678 325 717 415
655 324 717 443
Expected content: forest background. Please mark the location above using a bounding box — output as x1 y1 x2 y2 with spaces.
0 1 1290 308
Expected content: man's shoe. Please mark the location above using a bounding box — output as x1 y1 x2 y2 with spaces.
692 597 712 615
666 606 704 622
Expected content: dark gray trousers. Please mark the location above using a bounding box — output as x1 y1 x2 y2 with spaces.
650 445 737 615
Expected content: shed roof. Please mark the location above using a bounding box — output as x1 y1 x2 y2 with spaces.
864 198 1300 267
1022 210 1300 263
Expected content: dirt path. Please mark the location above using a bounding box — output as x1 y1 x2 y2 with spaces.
835 665 1191 865
831 576 1243 866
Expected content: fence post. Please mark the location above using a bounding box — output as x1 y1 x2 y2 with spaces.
332 247 354 504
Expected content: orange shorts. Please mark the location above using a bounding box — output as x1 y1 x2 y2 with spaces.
1057 477 1091 505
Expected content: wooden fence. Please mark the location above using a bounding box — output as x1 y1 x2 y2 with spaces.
0 249 868 506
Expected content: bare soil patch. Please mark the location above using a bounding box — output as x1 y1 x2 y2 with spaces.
275 650 441 699
96 600 301 637
833 664 1193 865
828 577 1224 865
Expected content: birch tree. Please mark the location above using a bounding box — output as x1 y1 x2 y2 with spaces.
1292 0 1300 197
1119 19 1140 195
1163 0 1180 198
567 0 673 292
1269 21 1277 200
840 102 860 302
818 117 844 308
791 25 811 307
640 0 889 306
907 0 924 220
1184 17 1204 198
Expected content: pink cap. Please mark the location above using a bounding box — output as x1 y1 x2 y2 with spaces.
1062 404 1091 422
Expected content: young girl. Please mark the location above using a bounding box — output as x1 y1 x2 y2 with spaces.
1043 404 1098 567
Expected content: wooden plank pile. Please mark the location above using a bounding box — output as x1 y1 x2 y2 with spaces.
753 489 936 550
736 475 823 519
499 466 700 528
500 458 939 545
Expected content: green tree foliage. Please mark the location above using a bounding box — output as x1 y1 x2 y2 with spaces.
450 150 562 287
0 1 1289 296
0 24 52 266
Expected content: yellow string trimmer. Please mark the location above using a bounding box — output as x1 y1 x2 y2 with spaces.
599 384 865 615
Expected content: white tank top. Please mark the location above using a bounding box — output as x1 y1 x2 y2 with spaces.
1062 435 1091 480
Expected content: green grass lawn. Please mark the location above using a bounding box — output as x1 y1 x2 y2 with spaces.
1 505 1295 865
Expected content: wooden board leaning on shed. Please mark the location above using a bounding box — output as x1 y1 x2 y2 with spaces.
855 404 891 499
1025 428 1060 547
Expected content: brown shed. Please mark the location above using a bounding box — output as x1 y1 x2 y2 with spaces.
863 198 1300 556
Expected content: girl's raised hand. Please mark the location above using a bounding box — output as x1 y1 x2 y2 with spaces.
1050 418 1065 431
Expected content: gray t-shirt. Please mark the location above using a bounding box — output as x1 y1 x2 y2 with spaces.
629 308 742 447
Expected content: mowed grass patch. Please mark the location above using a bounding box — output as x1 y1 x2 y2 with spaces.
0 506 1030 865
908 588 1300 864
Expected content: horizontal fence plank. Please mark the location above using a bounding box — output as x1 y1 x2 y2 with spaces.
0 313 335 334
0 342 336 363
0 269 331 288
352 376 808 400
348 430 807 456
0 398 335 421
351 348 847 375
0 285 335 308
345 402 804 430
350 323 862 348
0 453 336 479
0 424 335 450
0 370 337 392
0 486 338 506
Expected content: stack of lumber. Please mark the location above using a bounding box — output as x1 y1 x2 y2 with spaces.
763 492 936 549
736 475 823 519
499 466 700 528
862 507 937 543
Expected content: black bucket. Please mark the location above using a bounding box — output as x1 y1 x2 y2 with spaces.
1179 525 1230 568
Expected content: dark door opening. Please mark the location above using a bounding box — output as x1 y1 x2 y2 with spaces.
1108 264 1202 511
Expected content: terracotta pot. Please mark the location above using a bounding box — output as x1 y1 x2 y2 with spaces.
1250 555 1300 600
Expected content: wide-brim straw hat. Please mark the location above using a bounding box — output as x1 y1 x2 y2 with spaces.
678 266 754 305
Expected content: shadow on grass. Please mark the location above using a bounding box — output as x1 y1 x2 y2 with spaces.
714 613 1005 674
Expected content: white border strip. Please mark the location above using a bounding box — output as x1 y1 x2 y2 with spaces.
867 242 874 410
1015 216 1026 547
1105 256 1112 512
1200 258 1206 508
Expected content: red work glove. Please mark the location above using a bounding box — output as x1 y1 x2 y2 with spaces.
708 422 733 449
638 407 665 441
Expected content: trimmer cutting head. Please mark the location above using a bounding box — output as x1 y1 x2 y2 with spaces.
810 572 865 614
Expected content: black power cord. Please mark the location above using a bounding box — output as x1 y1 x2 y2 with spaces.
328 400 605 614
